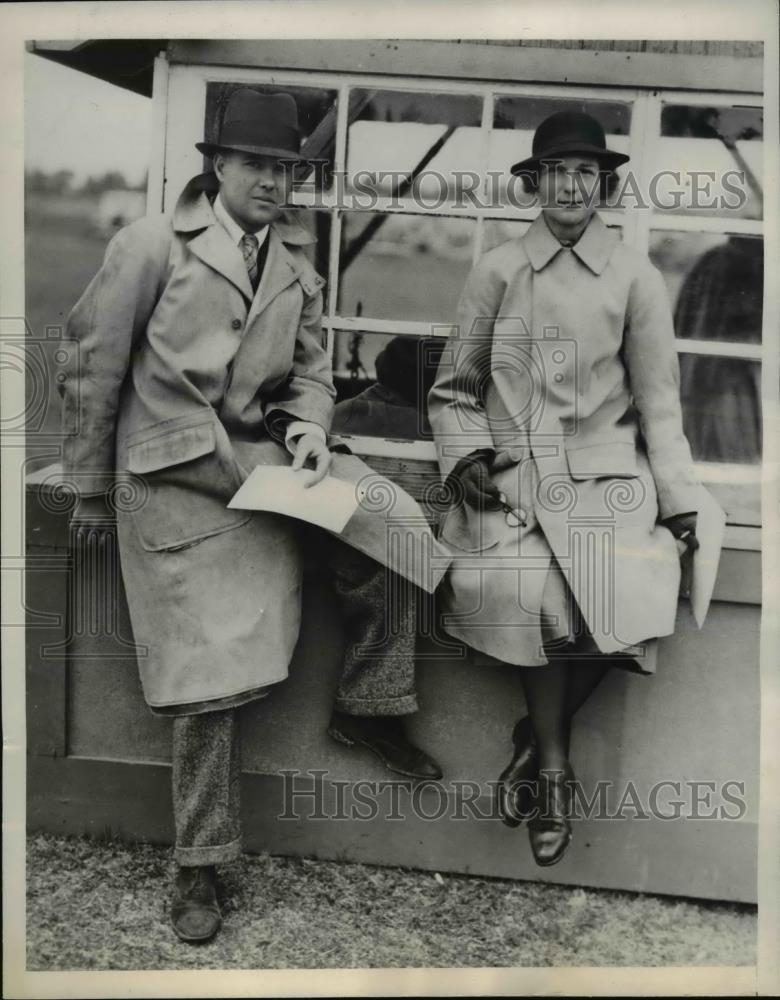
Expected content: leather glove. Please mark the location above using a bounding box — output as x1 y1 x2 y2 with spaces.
453 451 502 511
664 511 699 555
664 512 699 598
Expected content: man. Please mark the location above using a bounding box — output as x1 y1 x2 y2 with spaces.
63 88 440 944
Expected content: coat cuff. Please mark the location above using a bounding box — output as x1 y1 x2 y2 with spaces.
285 420 327 454
656 482 703 523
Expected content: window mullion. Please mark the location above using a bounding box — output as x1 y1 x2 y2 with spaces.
472 91 494 264
625 90 661 253
325 81 351 359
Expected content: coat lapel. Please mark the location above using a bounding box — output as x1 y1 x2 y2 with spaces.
173 175 255 302
187 223 255 303
245 228 301 326
172 176 315 312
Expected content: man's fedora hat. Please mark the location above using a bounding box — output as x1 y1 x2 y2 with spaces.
510 110 630 177
196 88 304 162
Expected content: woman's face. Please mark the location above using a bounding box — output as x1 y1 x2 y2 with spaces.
538 155 602 231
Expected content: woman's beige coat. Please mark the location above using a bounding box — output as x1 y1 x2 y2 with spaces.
429 212 715 666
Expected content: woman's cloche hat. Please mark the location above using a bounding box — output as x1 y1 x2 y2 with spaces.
510 110 630 177
196 88 305 162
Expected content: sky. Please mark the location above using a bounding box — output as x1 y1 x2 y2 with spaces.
24 50 152 186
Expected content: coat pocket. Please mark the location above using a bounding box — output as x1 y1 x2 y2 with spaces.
124 414 251 552
564 441 640 481
126 414 218 474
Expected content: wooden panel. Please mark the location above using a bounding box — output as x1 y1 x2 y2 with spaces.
481 40 764 58
167 40 764 94
27 758 757 903
57 583 760 902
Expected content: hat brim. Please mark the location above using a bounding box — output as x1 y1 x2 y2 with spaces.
510 144 630 177
196 141 307 163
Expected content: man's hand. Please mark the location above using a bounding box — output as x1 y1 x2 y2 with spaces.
291 432 332 488
453 452 502 511
70 493 115 545
71 492 113 526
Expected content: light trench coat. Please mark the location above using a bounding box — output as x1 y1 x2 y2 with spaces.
63 172 337 711
429 212 717 669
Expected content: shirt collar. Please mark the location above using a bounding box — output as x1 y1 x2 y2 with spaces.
213 193 269 248
524 212 618 275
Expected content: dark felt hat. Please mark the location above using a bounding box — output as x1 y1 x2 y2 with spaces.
196 88 304 162
510 110 630 177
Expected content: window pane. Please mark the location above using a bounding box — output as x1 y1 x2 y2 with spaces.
345 89 483 207
204 82 339 193
649 232 763 344
337 212 475 322
651 104 763 219
489 97 632 210
482 218 531 253
680 355 761 464
331 332 445 440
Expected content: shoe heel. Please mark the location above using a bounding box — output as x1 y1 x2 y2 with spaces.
327 726 356 748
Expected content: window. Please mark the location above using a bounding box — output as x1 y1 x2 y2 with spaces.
163 67 765 525
645 95 764 524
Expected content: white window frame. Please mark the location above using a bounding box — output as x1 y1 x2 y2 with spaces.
159 62 765 527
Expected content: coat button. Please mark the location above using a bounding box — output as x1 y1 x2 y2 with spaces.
231 318 242 330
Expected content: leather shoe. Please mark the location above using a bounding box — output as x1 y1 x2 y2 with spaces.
328 711 443 780
170 864 222 943
497 716 538 828
527 762 574 867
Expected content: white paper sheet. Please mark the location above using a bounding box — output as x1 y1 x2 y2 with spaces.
228 465 363 533
690 486 727 629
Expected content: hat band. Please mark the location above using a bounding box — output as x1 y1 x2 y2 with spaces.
217 120 300 155
533 141 612 158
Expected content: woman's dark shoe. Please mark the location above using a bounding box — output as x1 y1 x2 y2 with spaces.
170 864 222 943
328 710 443 780
527 762 574 867
496 717 538 827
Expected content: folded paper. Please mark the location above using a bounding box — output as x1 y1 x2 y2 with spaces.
690 485 727 629
229 464 362 534
229 451 452 593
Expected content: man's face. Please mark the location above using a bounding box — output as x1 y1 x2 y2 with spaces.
214 151 291 231
538 155 602 230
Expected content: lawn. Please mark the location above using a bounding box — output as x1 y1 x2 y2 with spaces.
24 197 112 459
26 833 756 971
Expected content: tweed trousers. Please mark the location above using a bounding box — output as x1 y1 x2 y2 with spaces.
172 538 418 865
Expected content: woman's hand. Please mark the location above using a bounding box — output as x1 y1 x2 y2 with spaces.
664 512 699 597
665 511 699 558
291 432 332 488
454 452 502 511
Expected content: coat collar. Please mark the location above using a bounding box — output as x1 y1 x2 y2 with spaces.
172 172 315 303
173 172 315 246
524 212 618 276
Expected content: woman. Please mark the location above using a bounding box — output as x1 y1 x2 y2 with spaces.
428 111 708 867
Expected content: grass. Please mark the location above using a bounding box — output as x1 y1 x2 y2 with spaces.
26 833 756 971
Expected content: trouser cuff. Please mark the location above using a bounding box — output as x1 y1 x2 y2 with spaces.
174 836 242 867
333 693 419 716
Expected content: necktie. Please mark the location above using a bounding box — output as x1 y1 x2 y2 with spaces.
240 233 260 292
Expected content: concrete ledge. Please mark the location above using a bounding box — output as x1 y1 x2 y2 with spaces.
27 756 757 903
